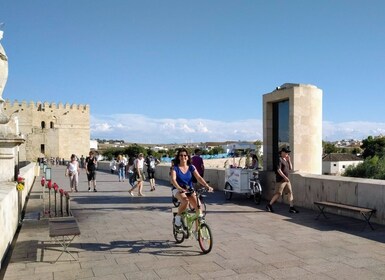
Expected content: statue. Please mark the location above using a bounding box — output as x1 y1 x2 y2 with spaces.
0 24 11 124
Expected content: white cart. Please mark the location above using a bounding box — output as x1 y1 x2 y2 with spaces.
224 168 262 204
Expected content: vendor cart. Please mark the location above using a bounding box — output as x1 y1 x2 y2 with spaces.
224 168 262 204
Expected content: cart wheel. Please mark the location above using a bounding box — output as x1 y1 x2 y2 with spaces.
224 182 233 200
253 182 262 205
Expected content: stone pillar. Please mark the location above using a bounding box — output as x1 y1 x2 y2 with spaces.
262 83 323 197
0 29 25 182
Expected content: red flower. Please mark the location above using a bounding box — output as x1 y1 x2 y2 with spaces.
59 188 64 195
40 176 46 187
53 183 59 192
47 180 52 189
17 176 25 183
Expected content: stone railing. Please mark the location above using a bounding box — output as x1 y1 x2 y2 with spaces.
84 161 385 226
0 162 37 269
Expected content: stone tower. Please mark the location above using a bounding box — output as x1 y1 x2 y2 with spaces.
263 83 323 173
3 100 90 162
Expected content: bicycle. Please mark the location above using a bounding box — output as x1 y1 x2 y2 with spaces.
172 188 213 254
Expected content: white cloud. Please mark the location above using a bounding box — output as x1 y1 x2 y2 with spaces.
323 121 385 141
91 114 385 143
91 114 263 143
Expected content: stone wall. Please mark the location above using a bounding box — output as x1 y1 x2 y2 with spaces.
97 162 385 226
0 162 36 269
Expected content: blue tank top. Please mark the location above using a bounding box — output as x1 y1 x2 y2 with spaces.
172 165 196 190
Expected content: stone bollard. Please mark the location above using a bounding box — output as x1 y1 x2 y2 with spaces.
47 180 52 217
59 189 64 217
53 183 58 217
65 191 71 216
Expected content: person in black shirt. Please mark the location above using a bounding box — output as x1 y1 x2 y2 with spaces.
86 151 97 192
266 147 299 213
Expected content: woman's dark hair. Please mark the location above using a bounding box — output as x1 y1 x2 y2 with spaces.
175 148 191 165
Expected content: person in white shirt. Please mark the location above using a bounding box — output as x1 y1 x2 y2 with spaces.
66 154 80 192
128 153 145 196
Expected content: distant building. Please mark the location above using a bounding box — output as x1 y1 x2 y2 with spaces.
3 100 90 161
222 141 257 155
322 153 363 175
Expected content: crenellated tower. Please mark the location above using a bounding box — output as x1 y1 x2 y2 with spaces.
3 100 90 161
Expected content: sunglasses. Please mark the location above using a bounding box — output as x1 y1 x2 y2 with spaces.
179 154 188 157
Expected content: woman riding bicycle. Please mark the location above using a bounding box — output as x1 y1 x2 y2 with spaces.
171 148 213 228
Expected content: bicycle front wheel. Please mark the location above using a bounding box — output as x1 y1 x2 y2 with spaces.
198 223 213 254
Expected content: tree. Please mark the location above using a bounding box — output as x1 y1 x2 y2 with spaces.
361 136 385 159
323 141 338 154
343 155 385 180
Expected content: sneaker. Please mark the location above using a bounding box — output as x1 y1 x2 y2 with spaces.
289 207 299 213
138 193 145 197
88 187 91 192
266 204 274 213
128 190 134 196
94 188 97 192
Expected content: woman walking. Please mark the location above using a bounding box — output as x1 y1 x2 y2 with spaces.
66 154 80 192
128 153 146 196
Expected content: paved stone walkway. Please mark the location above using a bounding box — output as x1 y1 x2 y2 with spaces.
2 166 385 279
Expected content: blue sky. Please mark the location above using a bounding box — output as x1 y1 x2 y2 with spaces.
1 1 384 144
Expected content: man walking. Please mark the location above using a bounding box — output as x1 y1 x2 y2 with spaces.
266 147 299 213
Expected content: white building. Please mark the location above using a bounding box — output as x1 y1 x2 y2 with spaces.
322 153 363 175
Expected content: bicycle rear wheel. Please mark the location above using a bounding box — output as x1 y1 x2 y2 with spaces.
198 223 213 254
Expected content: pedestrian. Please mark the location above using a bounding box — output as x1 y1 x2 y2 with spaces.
80 155 85 168
248 154 259 170
65 154 80 192
85 151 98 192
128 153 145 196
127 156 136 187
191 148 205 187
117 154 125 182
145 153 160 191
110 158 117 174
266 147 299 213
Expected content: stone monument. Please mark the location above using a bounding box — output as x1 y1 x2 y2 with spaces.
262 83 323 198
0 27 25 182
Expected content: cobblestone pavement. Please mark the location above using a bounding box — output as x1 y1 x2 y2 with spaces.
2 165 385 280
